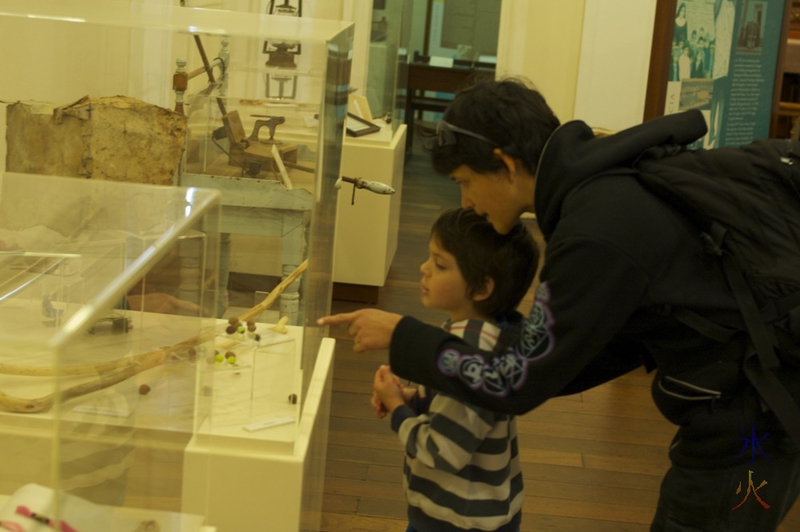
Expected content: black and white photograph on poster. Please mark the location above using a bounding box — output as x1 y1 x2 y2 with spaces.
714 0 737 80
663 0 781 148
737 1 767 51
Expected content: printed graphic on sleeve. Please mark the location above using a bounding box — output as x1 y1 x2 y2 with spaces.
518 283 555 362
436 282 556 396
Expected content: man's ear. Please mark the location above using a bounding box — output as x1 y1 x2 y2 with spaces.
493 148 519 182
472 277 495 302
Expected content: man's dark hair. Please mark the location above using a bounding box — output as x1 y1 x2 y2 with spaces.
426 78 560 176
431 208 539 319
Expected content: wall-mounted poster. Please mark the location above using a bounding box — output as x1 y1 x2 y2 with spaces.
657 0 785 148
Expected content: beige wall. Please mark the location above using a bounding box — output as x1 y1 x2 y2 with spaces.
574 0 657 130
188 0 344 17
497 0 586 123
342 0 373 97
497 0 656 128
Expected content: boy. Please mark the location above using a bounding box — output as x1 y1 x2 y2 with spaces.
372 207 538 532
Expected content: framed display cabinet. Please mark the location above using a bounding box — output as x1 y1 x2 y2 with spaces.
0 172 221 531
366 0 409 127
0 0 352 374
0 2 350 530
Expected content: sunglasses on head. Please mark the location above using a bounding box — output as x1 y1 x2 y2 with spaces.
435 120 495 147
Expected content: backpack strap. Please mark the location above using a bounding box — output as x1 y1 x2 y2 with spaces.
705 223 780 368
761 289 800 323
669 307 738 343
706 221 800 445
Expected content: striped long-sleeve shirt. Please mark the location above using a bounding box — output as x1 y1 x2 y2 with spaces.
390 318 523 531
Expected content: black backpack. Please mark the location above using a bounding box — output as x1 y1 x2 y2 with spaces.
632 138 800 444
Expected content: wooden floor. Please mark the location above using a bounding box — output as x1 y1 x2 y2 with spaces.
320 148 800 531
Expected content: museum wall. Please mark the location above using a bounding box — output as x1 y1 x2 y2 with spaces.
341 0 373 98
497 0 657 130
182 0 345 17
0 19 137 178
574 0 658 131
497 0 587 123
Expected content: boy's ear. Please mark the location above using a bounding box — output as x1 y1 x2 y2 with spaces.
472 277 495 302
493 148 518 181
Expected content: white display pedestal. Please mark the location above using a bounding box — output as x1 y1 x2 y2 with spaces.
0 309 332 532
181 336 335 532
333 124 406 302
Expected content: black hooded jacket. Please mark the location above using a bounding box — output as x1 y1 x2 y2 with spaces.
389 110 774 467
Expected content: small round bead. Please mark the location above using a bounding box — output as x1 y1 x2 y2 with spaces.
139 384 151 395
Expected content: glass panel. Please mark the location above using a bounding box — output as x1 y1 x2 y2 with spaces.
368 0 408 130
0 171 220 529
0 1 351 530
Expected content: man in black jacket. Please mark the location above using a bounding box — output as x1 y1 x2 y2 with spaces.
319 79 800 531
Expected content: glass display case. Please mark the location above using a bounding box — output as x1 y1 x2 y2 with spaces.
172 4 351 381
0 2 350 531
0 172 221 531
367 0 408 129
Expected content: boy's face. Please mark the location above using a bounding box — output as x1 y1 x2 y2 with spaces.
419 235 476 323
450 164 525 235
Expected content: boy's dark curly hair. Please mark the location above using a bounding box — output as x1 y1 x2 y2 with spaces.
431 208 539 319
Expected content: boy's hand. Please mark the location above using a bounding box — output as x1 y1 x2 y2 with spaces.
373 365 405 413
371 370 408 418
371 391 389 419
402 387 417 404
